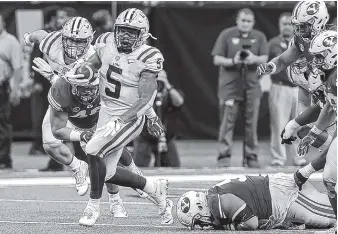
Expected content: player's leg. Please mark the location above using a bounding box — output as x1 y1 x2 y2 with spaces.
286 181 336 228
105 183 128 217
133 136 152 167
42 108 88 195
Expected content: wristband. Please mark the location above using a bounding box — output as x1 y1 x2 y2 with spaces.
69 130 82 141
268 62 277 74
310 125 322 136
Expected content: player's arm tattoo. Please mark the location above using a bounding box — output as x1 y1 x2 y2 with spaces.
50 107 75 141
270 43 302 74
29 30 48 44
120 70 157 123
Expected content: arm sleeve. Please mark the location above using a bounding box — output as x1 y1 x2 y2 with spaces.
211 30 228 57
47 79 70 112
10 37 23 70
259 32 269 56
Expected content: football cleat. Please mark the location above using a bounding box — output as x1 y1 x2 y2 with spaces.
73 161 89 196
148 179 169 218
161 199 174 225
109 198 128 218
79 202 100 227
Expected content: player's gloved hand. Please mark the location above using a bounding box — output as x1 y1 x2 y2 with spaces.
23 33 34 47
280 129 297 145
32 57 55 81
147 116 164 138
281 119 301 144
157 135 168 153
80 130 94 143
96 117 124 138
257 62 275 76
64 60 86 85
297 132 317 156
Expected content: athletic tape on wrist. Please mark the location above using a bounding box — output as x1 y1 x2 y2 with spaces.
69 130 82 141
310 125 322 135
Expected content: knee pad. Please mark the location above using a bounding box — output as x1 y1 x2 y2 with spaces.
323 179 336 198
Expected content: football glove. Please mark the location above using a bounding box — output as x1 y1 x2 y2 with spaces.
63 59 86 85
147 116 164 138
80 130 94 143
32 57 55 81
96 117 124 138
257 62 275 76
297 132 317 156
280 129 297 145
23 33 34 47
157 136 168 153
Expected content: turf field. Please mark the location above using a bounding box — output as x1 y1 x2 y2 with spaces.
0 140 331 234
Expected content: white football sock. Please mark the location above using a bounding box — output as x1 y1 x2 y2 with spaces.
299 163 316 178
68 156 81 172
143 179 156 194
89 198 100 209
108 192 121 201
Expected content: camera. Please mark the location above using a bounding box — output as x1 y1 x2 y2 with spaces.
239 44 252 60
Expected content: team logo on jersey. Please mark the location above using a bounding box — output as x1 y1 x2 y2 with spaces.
73 107 80 112
232 38 240 45
115 56 120 61
323 36 337 47
306 3 319 15
180 197 190 213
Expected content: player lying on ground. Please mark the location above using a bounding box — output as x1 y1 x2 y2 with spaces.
176 174 336 231
64 9 173 226
297 30 337 234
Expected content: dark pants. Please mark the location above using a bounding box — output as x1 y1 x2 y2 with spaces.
30 90 49 151
218 94 260 158
133 136 180 167
0 82 12 165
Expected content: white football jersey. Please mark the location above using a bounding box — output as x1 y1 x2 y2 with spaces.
95 32 164 115
39 31 96 75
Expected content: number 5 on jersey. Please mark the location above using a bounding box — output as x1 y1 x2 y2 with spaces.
105 64 122 99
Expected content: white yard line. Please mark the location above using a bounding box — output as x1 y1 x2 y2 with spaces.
0 172 323 187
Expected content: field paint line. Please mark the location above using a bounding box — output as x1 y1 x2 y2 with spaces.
0 220 181 229
0 172 323 187
0 199 152 205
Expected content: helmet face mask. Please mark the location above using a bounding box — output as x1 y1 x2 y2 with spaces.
115 26 141 53
293 18 315 41
72 84 98 104
62 36 91 59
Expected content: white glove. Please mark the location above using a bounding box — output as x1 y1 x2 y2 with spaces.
96 117 124 138
23 33 34 47
63 60 86 85
282 119 301 139
32 57 55 80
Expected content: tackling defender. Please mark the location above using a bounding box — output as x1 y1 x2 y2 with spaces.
176 174 336 231
65 9 173 226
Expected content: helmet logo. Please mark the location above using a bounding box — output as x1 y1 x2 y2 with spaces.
181 197 190 213
323 36 337 47
73 107 80 112
306 3 319 15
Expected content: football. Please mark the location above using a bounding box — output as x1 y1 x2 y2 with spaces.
75 63 97 83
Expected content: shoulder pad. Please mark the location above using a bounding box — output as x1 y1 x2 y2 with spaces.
39 31 62 57
95 32 112 46
136 46 164 73
48 78 71 111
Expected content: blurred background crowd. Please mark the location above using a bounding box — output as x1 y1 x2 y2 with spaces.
0 1 336 170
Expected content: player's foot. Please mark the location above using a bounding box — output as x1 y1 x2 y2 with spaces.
73 161 89 196
245 154 260 168
148 179 169 218
131 166 148 198
109 197 128 217
217 154 231 167
161 199 174 225
294 170 308 191
79 201 100 227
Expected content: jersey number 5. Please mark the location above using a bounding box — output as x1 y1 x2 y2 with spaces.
105 64 122 99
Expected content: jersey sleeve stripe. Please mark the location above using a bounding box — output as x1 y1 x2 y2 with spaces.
136 47 154 60
96 34 104 44
47 89 62 111
41 32 57 53
217 194 224 219
142 51 160 63
231 204 246 222
102 32 110 44
46 32 61 56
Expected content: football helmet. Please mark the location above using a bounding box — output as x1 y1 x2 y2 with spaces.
309 30 337 71
62 17 94 59
176 191 212 230
114 8 152 53
291 1 329 41
71 82 99 104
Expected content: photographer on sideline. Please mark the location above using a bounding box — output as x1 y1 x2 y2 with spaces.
211 8 268 168
133 70 184 167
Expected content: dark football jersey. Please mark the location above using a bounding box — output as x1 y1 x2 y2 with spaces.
207 175 272 226
322 67 337 112
48 78 100 129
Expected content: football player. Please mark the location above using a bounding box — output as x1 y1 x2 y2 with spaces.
297 30 337 234
23 17 149 217
257 0 335 195
64 9 173 226
176 174 336 231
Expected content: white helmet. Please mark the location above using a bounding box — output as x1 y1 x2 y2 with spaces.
176 191 212 229
309 30 337 70
114 8 151 53
291 1 329 41
62 17 94 59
